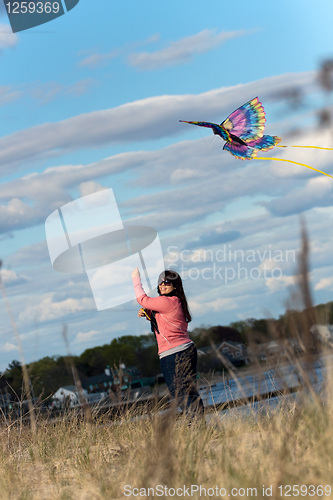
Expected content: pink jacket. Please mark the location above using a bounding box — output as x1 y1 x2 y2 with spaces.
132 276 191 355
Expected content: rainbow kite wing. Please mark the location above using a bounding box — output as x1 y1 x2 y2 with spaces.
223 142 257 160
246 134 282 151
221 97 266 142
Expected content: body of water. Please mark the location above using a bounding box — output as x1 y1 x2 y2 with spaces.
199 353 332 409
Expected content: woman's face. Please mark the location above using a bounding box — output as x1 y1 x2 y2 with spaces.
158 279 175 295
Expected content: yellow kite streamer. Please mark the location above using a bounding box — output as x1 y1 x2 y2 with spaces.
258 144 333 179
256 157 333 179
277 145 333 151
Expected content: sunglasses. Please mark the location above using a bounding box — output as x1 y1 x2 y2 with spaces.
159 279 173 286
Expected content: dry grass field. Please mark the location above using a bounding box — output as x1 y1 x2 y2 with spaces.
0 366 332 500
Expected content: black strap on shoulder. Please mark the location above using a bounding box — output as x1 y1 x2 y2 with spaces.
150 311 160 335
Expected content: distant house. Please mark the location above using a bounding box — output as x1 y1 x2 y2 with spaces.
197 341 247 368
80 365 143 394
52 385 88 408
52 365 144 407
82 373 114 393
218 341 247 365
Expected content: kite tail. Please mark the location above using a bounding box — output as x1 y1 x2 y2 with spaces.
256 157 333 179
277 145 333 151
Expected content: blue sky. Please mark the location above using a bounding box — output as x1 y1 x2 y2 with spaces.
1 0 333 370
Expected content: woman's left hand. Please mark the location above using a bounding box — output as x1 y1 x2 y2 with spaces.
131 267 140 279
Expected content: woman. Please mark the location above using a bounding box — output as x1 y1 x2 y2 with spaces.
131 267 204 419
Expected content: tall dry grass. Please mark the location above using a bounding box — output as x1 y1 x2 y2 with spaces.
0 393 332 499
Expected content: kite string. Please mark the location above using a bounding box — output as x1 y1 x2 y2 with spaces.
192 130 220 173
256 156 333 179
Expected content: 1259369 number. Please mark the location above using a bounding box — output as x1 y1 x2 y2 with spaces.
278 485 331 497
5 2 61 14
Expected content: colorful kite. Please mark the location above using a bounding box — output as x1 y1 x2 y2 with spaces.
180 97 333 179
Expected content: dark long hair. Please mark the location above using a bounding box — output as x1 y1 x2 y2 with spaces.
157 270 192 323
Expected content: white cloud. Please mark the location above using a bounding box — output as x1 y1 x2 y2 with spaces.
0 197 38 231
79 52 116 69
263 149 333 216
314 277 333 291
170 167 206 183
208 297 238 312
5 241 49 269
3 342 17 352
79 181 106 197
265 274 298 293
74 329 100 344
0 23 18 51
0 268 30 286
128 29 249 70
79 35 160 69
30 79 96 104
190 297 237 315
0 85 21 106
19 295 94 323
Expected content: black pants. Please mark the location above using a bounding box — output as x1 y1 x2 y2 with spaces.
160 344 204 418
